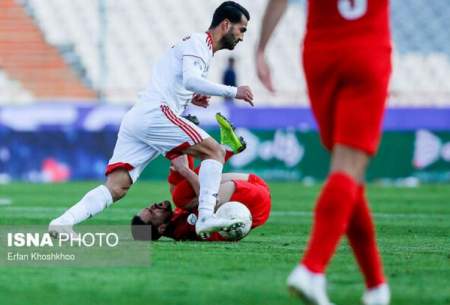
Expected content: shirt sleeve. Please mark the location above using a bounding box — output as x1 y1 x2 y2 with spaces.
181 34 210 67
181 35 237 98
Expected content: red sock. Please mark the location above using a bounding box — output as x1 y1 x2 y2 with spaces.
347 185 386 288
224 150 234 162
302 172 358 273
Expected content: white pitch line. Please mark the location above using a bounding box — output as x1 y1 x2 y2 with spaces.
0 198 12 206
1 206 449 220
271 211 449 220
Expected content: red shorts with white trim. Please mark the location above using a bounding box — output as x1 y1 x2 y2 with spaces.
106 103 210 182
303 46 392 155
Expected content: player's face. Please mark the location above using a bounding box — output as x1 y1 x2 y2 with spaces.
222 16 248 50
139 201 172 227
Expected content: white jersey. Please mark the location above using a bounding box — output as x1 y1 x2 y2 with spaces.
139 32 236 115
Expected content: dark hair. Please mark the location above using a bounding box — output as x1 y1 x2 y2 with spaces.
130 215 161 241
209 1 250 29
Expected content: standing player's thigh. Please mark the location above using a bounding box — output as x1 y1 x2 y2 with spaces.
140 105 211 160
334 48 392 155
303 48 340 151
107 127 159 183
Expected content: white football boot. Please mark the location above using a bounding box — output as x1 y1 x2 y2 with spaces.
362 283 390 305
287 265 335 305
48 218 79 239
195 214 244 239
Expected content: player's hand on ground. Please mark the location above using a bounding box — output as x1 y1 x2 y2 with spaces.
191 93 211 108
236 86 254 106
256 51 275 93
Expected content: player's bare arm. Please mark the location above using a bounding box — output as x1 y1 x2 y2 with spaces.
256 0 288 93
171 155 200 195
172 180 236 212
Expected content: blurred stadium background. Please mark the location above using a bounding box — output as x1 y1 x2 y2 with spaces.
1 0 449 183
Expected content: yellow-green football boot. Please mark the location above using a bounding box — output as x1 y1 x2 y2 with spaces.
215 112 246 153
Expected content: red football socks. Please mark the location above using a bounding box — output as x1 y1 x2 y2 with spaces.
347 185 386 288
302 172 358 273
225 150 234 162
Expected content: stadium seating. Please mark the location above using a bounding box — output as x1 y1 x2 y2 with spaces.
0 69 33 104
0 0 449 106
0 0 96 101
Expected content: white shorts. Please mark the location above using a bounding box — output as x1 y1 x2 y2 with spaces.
106 103 210 182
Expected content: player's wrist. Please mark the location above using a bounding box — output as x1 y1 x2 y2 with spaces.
226 86 238 98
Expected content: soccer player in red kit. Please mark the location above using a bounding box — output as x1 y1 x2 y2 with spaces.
131 116 271 241
130 171 271 241
256 1 392 305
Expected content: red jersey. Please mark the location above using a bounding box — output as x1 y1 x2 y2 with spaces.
164 174 272 241
163 208 225 241
304 0 391 48
167 155 195 185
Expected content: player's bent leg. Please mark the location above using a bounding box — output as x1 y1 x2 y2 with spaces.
105 168 133 201
302 145 369 269
289 144 368 302
49 169 131 238
330 144 370 183
331 145 390 304
184 136 225 162
184 138 244 238
347 186 386 288
216 181 236 209
347 186 390 305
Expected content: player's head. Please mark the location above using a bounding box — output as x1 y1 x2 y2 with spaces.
209 1 250 50
130 200 173 241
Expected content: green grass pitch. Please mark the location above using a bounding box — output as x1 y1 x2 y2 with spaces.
0 181 449 305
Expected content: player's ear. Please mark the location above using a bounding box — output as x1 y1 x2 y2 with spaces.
222 19 231 32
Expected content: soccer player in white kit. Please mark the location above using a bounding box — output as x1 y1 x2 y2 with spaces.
49 1 253 239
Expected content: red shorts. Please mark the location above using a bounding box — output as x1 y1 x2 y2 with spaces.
302 46 392 155
230 174 271 228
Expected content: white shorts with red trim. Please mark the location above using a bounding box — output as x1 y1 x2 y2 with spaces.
106 102 210 182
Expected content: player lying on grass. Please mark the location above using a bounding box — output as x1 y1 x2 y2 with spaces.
130 171 271 241
131 113 271 241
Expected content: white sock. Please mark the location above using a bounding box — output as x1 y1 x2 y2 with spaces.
198 159 223 219
55 185 113 225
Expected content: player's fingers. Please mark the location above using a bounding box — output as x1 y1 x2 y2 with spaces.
261 70 274 93
256 59 275 93
245 94 254 106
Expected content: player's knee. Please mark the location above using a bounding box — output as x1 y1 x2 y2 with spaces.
202 140 225 163
331 144 370 182
108 184 129 201
105 171 132 201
